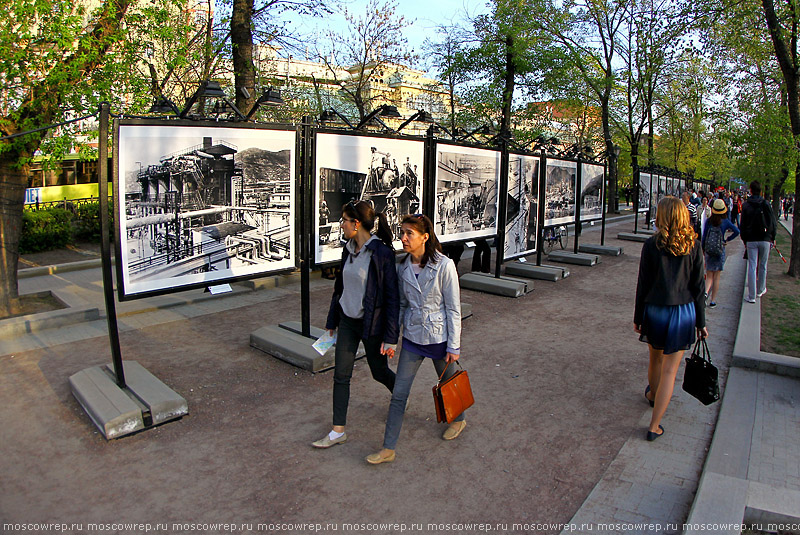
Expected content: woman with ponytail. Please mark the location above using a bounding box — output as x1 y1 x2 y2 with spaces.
312 200 400 449
366 214 465 465
634 196 708 442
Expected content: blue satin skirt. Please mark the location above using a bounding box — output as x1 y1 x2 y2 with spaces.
639 302 696 354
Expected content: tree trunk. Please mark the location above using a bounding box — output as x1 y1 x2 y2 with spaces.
790 160 800 276
601 96 617 214
232 0 257 115
500 36 515 136
0 161 27 316
762 0 800 277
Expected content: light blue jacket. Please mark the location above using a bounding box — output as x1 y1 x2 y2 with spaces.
397 252 461 351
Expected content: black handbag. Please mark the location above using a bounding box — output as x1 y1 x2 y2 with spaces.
682 338 720 405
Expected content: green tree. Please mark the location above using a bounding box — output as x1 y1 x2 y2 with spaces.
0 0 139 316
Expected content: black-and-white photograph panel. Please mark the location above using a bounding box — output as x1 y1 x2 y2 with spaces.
544 159 577 226
504 154 539 259
579 163 604 221
676 179 686 197
638 172 652 213
435 144 500 243
656 175 667 205
665 176 676 197
314 133 424 264
117 124 296 299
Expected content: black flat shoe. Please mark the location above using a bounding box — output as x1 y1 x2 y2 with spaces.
645 385 655 408
646 425 664 441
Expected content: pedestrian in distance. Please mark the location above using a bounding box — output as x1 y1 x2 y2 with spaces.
313 200 399 449
635 197 708 442
702 199 740 309
366 214 465 465
740 181 777 303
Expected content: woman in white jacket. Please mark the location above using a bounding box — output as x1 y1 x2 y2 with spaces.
366 214 465 465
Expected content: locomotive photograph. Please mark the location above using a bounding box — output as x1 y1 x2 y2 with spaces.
314 133 424 264
434 145 500 243
116 124 296 298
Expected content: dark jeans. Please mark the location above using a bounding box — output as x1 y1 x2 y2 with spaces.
472 239 491 273
333 313 395 426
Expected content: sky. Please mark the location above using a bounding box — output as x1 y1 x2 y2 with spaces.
278 0 490 73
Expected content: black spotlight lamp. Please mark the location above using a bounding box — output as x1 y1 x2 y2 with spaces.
180 80 245 120
149 96 180 116
396 109 434 133
245 87 285 119
320 108 356 129
356 104 402 130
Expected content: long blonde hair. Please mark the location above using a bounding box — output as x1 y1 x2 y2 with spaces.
655 196 696 256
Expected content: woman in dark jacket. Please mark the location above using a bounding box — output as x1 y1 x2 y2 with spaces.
312 200 400 449
635 197 709 441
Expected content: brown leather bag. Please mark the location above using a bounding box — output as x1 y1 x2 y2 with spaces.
432 362 474 423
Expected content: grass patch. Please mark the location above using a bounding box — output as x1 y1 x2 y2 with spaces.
760 224 800 357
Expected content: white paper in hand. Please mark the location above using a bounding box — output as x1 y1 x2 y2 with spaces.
312 331 336 355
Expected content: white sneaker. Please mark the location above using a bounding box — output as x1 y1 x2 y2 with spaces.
757 289 767 298
745 297 756 304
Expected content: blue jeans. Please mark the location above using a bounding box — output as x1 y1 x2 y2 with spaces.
746 241 771 300
382 347 465 450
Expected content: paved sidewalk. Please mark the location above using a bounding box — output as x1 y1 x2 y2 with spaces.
3 214 796 535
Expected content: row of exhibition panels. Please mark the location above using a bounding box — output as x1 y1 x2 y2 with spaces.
637 172 692 214
112 119 607 301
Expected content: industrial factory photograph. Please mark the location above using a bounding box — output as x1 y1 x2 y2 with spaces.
579 162 604 221
504 153 539 259
434 144 500 243
313 132 425 264
116 123 296 298
544 159 577 226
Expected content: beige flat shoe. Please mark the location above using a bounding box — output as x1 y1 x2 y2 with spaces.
312 432 347 448
442 420 467 441
365 450 396 465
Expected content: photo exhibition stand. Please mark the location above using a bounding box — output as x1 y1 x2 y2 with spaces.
249 117 344 372
69 103 188 440
458 135 532 298
618 168 650 243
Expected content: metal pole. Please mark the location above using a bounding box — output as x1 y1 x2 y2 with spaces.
600 161 608 246
536 150 547 266
633 167 640 232
300 117 312 338
98 102 125 388
494 134 510 278
574 157 581 254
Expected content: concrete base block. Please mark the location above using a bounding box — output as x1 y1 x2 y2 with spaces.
69 366 144 440
546 251 600 266
618 232 650 242
459 272 530 297
745 481 800 525
462 302 473 320
504 262 562 282
278 321 327 339
103 361 187 425
251 324 337 372
540 264 570 278
685 472 749 535
578 244 623 256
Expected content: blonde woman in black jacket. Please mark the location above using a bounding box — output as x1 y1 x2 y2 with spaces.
634 197 709 441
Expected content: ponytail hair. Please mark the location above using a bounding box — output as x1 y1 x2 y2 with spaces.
341 199 394 250
400 214 442 267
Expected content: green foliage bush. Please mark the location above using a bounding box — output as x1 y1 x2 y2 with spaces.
20 208 73 253
72 202 113 242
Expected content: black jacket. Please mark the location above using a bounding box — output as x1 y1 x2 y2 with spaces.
740 195 776 243
634 236 706 329
325 239 400 344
